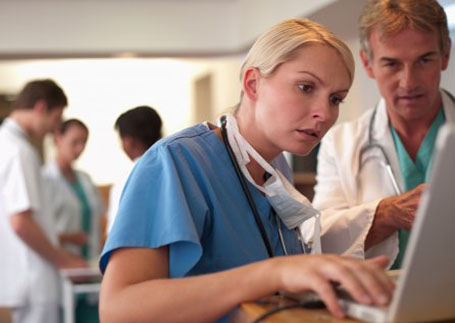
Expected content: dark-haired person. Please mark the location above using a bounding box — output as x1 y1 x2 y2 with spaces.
0 79 86 323
43 119 103 262
106 106 162 232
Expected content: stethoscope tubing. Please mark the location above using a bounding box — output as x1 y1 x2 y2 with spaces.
219 116 306 257
360 89 455 197
220 116 274 258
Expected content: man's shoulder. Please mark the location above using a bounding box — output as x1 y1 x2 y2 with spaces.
0 132 36 162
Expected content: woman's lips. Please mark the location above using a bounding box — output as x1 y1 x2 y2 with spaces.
296 128 321 141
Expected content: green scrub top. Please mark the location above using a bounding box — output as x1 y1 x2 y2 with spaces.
70 175 92 260
390 108 445 269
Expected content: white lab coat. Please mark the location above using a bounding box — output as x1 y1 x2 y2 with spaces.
43 160 103 262
311 90 455 264
0 118 59 307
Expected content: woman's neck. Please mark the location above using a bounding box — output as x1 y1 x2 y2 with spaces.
235 104 281 163
56 155 75 182
234 105 281 185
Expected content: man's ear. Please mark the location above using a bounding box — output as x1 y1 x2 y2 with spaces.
441 39 451 71
34 99 48 115
242 67 261 102
360 49 375 79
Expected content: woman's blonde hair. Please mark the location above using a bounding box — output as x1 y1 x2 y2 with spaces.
239 18 355 93
359 0 450 60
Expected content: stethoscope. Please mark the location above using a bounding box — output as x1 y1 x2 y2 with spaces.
358 89 455 196
219 116 307 257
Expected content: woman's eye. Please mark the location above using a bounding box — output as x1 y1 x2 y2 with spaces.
330 95 344 105
298 84 313 93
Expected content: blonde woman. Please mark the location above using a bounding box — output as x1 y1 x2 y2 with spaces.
100 18 394 322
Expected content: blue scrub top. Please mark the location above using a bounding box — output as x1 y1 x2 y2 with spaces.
100 123 301 280
390 108 445 269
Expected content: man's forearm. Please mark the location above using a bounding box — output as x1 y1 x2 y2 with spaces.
10 211 61 267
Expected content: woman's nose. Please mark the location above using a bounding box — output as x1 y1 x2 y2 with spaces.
311 99 331 122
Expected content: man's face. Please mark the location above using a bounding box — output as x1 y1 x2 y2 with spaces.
360 28 449 122
44 106 64 134
32 101 64 138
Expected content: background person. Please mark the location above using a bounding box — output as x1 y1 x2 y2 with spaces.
106 106 162 233
43 118 104 262
0 79 86 323
312 0 453 269
99 18 394 323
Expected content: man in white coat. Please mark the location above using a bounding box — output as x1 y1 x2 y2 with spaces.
312 0 453 269
0 79 86 323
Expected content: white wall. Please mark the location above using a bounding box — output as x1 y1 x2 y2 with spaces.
0 0 336 57
0 58 231 185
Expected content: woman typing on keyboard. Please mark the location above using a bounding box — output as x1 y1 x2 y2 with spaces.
99 18 394 323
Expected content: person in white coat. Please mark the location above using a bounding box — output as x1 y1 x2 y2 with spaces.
43 118 104 262
106 106 162 233
312 0 453 269
0 79 86 323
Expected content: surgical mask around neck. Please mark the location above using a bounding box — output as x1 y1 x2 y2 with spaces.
223 115 321 253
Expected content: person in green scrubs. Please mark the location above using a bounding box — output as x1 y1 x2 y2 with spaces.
43 119 104 323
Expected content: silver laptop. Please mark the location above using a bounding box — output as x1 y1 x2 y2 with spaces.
338 123 455 322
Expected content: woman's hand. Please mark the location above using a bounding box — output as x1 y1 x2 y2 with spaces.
59 231 88 246
100 247 393 322
274 254 394 318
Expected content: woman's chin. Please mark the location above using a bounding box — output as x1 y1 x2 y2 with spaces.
286 144 317 157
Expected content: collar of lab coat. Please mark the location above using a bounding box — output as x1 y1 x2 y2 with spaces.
2 117 28 141
372 89 455 194
441 89 455 122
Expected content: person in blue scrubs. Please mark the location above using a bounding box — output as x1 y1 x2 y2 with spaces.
99 18 394 322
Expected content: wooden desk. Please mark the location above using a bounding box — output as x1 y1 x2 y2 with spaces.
231 295 358 323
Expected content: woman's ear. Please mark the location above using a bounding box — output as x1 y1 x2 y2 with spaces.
242 67 261 102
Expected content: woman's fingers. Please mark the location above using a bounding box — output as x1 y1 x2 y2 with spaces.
365 256 396 293
342 261 392 305
279 255 395 318
308 274 345 318
314 256 393 307
321 259 374 305
366 255 389 268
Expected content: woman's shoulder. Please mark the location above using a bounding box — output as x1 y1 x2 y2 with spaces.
143 123 216 159
159 123 212 146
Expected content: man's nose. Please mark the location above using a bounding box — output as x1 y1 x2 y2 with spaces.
399 65 419 90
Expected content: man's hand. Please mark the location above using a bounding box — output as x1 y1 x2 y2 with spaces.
366 184 425 249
